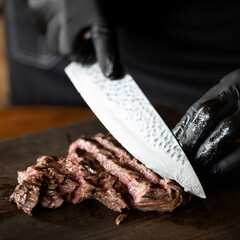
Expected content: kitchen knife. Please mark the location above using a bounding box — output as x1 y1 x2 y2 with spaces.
65 62 206 198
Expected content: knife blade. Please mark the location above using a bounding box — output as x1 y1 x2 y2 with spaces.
65 62 206 198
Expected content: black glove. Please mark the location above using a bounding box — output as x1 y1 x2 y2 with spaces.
173 69 240 175
27 0 123 79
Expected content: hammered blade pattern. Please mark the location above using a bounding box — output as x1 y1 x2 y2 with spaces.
65 63 206 198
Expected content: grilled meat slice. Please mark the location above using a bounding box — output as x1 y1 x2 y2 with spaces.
9 179 41 215
93 133 191 211
69 136 190 212
66 148 129 212
93 133 164 184
10 156 78 214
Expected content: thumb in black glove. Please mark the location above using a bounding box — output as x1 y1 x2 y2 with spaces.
27 0 124 79
173 69 240 175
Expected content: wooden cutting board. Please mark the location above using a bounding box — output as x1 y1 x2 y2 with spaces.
0 110 240 240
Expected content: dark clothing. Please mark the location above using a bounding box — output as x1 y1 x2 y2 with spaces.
4 0 240 110
113 1 240 109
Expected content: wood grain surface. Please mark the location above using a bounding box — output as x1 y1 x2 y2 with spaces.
0 104 180 141
0 106 239 240
0 106 95 140
0 13 10 107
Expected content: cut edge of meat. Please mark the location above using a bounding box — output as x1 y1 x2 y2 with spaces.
9 179 41 215
93 133 164 185
92 134 192 210
10 156 78 215
58 156 96 204
69 136 191 212
69 137 155 202
66 149 130 212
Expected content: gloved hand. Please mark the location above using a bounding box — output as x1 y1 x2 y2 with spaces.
173 69 240 175
27 0 123 79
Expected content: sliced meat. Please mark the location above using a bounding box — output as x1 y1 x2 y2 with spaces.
69 137 155 202
35 156 78 208
69 136 190 212
10 156 78 215
66 148 129 212
132 179 191 211
9 179 41 215
93 133 191 210
10 133 192 220
93 133 164 184
96 171 129 212
58 156 97 204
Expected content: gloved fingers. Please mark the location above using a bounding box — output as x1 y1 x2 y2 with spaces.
172 110 193 143
55 7 96 63
210 146 240 175
195 111 240 167
91 25 124 79
70 30 96 64
173 84 239 156
219 68 240 89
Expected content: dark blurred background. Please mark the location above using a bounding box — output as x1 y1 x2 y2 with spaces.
0 0 94 139
1 0 87 107
2 0 240 110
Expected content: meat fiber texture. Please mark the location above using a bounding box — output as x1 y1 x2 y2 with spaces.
9 156 78 215
10 133 191 223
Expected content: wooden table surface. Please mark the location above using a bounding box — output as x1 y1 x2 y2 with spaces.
0 106 95 140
